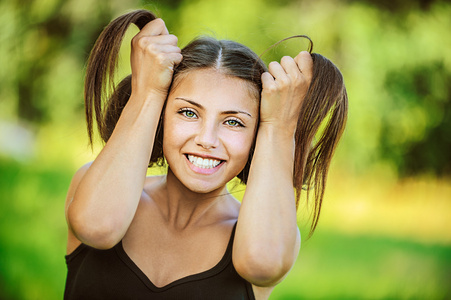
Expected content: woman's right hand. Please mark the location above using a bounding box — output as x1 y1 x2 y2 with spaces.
67 17 181 250
130 18 183 100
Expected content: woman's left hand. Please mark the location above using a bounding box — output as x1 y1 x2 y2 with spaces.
260 51 313 136
234 51 312 287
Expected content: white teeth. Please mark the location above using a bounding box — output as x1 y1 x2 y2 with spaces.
187 155 221 169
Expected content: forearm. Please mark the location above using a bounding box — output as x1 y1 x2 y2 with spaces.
68 94 163 248
234 124 299 285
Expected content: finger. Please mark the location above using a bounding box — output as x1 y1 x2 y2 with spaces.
153 52 183 70
133 35 179 52
166 53 183 69
280 56 301 79
268 61 288 80
139 18 169 36
261 72 276 91
294 51 313 80
147 34 179 46
154 44 181 54
140 43 181 56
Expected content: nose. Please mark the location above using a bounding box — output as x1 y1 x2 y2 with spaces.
194 120 219 149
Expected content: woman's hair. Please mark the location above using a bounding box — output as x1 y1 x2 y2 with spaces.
84 9 348 236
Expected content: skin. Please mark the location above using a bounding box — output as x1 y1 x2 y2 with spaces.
163 68 258 196
65 18 313 300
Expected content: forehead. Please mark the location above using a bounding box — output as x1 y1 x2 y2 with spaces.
168 69 259 114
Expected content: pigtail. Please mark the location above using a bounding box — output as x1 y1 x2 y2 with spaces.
294 54 348 237
84 10 157 145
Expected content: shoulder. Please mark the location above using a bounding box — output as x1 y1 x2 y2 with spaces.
144 174 165 188
142 174 165 200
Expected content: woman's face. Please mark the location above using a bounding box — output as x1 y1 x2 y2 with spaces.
163 68 259 194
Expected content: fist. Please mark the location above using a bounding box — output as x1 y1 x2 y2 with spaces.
130 18 183 99
260 51 313 134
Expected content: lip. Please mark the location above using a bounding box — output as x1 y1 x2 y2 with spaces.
184 153 225 175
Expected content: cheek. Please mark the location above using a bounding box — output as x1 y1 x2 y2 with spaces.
224 130 255 163
162 115 181 153
163 116 197 151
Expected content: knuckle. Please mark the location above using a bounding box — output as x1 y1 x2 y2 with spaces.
135 36 149 49
157 53 174 67
264 82 278 94
278 76 291 88
292 72 302 84
145 42 158 54
168 34 178 43
156 53 165 62
153 18 166 27
175 53 183 61
131 35 140 47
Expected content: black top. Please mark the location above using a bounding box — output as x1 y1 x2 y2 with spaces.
64 224 255 299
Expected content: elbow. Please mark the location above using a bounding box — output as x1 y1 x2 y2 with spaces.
67 206 122 250
233 246 294 287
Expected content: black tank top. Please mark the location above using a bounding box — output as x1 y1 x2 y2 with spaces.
64 224 255 299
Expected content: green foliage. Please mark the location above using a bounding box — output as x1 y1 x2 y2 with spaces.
1 157 450 299
1 0 451 299
2 0 450 176
274 231 451 299
0 158 71 299
382 62 451 175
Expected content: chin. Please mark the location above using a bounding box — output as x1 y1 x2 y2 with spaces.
165 166 225 195
182 178 227 195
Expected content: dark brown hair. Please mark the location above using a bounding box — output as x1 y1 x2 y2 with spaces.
84 9 348 236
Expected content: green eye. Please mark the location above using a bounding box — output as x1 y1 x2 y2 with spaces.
182 110 196 118
226 119 243 127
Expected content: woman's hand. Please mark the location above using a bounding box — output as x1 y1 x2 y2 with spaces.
234 50 313 287
260 51 313 136
130 18 183 100
68 18 182 249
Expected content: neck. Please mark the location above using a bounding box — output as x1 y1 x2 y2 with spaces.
156 169 230 231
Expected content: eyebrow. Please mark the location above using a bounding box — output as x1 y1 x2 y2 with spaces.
174 97 253 117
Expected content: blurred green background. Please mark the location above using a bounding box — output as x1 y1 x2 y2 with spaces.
1 0 450 299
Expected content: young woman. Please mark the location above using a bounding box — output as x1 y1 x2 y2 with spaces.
64 9 347 300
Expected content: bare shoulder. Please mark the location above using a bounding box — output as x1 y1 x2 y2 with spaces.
144 174 165 187
142 174 166 199
225 194 241 217
65 161 93 254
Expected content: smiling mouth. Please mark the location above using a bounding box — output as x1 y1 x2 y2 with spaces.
186 154 224 169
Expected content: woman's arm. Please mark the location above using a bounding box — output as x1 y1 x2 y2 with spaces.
233 52 313 286
66 19 182 249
